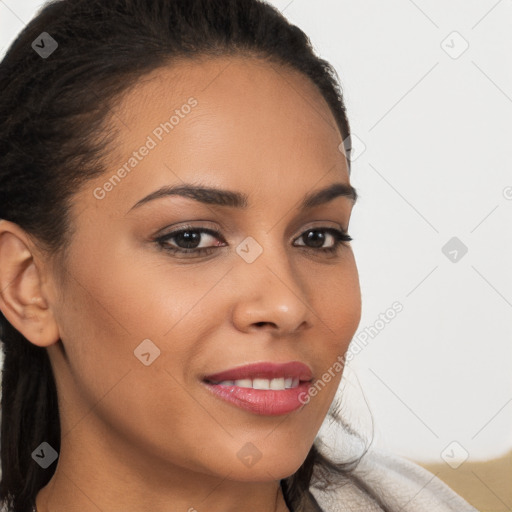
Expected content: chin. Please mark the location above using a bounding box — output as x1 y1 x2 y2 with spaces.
221 440 313 483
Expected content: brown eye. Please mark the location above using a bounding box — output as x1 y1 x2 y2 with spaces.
294 228 352 253
155 227 226 257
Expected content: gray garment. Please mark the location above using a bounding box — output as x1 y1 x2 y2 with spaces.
305 448 479 512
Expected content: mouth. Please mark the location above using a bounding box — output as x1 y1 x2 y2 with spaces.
202 361 313 416
203 360 313 388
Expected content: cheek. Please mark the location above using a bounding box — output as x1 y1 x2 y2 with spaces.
306 252 362 342
54 252 223 469
55 240 227 400
52 238 174 397
300 255 361 405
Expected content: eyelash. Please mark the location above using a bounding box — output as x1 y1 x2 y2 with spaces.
154 225 353 258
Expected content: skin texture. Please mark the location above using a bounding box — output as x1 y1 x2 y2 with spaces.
0 56 361 512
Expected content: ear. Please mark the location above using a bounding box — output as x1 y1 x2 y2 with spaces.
0 219 60 347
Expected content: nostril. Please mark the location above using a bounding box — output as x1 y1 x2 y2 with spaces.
254 321 277 328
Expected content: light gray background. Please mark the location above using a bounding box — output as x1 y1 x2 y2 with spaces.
1 0 511 464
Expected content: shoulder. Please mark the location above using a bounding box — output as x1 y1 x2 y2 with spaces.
309 448 480 512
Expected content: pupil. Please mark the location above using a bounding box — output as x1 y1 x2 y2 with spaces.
177 231 200 249
306 230 324 248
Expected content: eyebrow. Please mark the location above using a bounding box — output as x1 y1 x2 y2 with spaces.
128 181 358 212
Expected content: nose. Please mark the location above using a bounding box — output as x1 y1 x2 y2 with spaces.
230 240 313 337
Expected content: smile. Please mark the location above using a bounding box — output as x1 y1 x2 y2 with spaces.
202 361 313 416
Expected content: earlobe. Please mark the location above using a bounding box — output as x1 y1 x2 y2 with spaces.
0 220 60 347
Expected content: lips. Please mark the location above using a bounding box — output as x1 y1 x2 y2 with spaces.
203 361 313 384
202 361 314 416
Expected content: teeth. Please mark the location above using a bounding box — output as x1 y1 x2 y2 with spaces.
270 377 285 390
215 377 301 389
253 378 270 390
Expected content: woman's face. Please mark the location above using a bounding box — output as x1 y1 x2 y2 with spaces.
45 56 361 484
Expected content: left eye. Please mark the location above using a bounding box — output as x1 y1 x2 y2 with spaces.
155 226 352 257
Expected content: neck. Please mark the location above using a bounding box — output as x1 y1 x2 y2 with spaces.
34 459 292 512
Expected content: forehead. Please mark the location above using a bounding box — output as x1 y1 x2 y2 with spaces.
84 55 349 213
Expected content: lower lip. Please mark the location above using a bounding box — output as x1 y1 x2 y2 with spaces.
202 381 312 416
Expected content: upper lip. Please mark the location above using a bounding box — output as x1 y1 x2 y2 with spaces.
203 361 313 383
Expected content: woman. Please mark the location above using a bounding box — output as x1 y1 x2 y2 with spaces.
0 0 479 511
